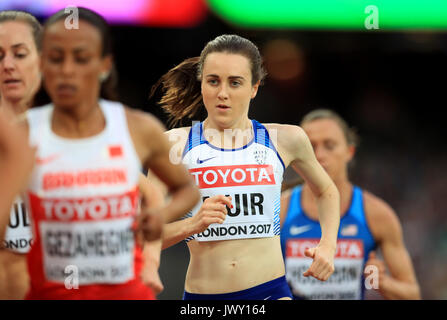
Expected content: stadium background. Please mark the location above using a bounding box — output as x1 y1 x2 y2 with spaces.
1 0 445 299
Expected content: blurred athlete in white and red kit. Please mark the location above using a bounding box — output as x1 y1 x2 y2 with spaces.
15 7 199 299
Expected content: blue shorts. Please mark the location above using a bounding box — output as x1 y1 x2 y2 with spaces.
183 276 292 300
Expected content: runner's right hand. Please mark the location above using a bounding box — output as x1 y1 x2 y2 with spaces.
134 208 164 243
190 195 232 234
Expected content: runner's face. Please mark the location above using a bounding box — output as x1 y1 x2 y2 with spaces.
41 20 110 109
302 118 354 181
201 52 259 129
0 21 40 109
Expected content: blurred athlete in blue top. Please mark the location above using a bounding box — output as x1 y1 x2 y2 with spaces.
280 109 420 300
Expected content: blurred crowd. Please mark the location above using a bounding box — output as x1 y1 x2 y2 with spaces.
353 143 447 299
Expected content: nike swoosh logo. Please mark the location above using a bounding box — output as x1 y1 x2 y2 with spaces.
290 225 312 236
264 296 272 300
36 154 61 165
196 156 217 164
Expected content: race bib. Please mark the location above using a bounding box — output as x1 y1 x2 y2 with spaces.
3 198 33 253
190 164 278 241
28 188 139 285
285 239 365 300
39 219 135 285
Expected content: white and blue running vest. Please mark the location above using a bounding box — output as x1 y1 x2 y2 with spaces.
182 120 285 242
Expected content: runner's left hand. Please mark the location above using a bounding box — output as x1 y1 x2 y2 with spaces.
303 243 336 281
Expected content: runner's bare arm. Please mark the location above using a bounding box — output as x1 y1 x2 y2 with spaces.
365 193 421 299
126 110 200 234
276 124 340 281
0 114 34 241
144 127 231 249
144 127 189 223
143 127 200 249
280 189 292 228
161 220 195 249
139 172 165 210
136 173 164 242
138 173 165 293
161 195 231 249
145 126 199 222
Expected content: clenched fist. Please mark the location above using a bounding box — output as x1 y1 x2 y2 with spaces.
303 243 336 281
189 195 232 234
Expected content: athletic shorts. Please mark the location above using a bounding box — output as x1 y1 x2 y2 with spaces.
183 275 292 300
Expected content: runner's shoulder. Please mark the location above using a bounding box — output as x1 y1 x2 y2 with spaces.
363 189 402 241
165 126 191 145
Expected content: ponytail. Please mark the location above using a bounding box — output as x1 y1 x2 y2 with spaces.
150 57 202 127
